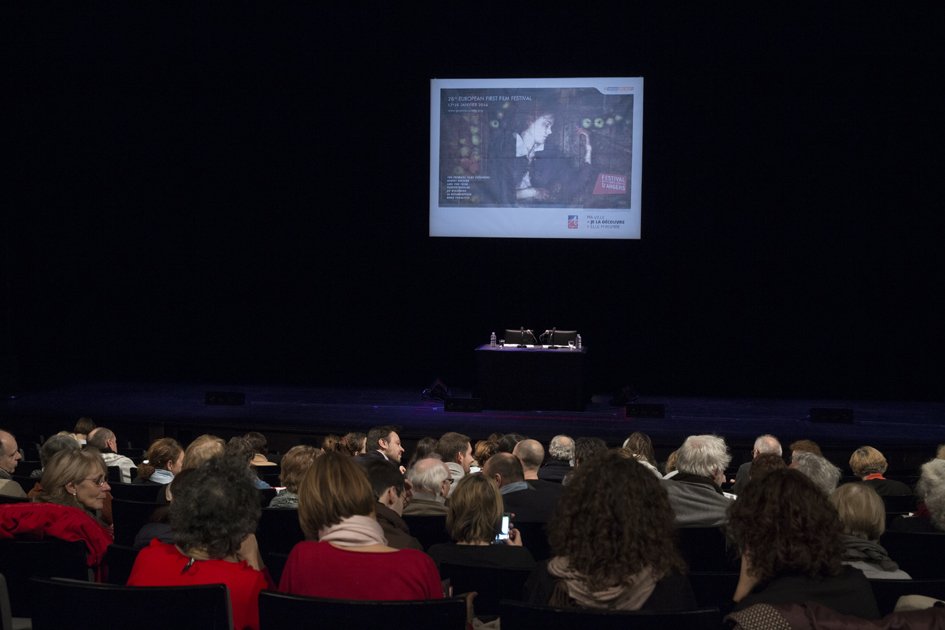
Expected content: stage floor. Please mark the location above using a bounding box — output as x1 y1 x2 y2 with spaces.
2 382 943 456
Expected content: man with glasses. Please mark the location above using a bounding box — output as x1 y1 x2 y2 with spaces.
0 429 25 498
403 458 452 516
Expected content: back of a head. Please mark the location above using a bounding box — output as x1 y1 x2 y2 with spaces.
622 432 656 466
790 439 823 458
182 435 226 471
792 451 841 497
446 473 503 544
548 435 574 462
665 450 679 474
573 437 607 466
513 439 544 472
497 433 526 454
297 451 375 540
170 457 260 559
473 440 499 468
407 458 449 494
548 452 684 592
365 458 405 499
279 445 321 494
244 431 269 456
726 468 843 583
749 453 786 482
139 437 183 480
436 432 470 463
73 417 96 435
829 483 885 541
86 428 114 452
917 458 945 530
337 432 368 457
754 435 782 456
849 446 887 477
676 435 731 479
224 436 255 465
486 452 525 483
40 434 81 468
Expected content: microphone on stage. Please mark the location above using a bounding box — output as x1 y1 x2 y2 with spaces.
518 327 527 348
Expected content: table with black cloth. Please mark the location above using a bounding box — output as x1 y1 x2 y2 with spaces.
474 344 589 411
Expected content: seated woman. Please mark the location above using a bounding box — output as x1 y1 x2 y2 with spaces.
890 458 945 533
849 446 912 496
135 437 184 485
621 431 662 478
727 468 880 619
128 457 274 630
828 483 910 579
426 473 536 571
524 452 695 611
269 445 320 508
279 452 442 600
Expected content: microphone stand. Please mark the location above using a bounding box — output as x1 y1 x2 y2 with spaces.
517 327 528 348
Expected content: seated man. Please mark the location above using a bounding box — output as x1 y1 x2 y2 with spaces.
354 425 405 470
403 458 451 516
435 432 474 497
513 439 562 494
537 434 573 483
364 459 423 551
730 434 782 496
483 452 559 523
88 427 136 483
791 451 841 497
0 429 25 498
663 434 734 527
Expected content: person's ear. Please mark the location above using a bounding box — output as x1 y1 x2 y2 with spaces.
65 481 77 496
378 438 388 451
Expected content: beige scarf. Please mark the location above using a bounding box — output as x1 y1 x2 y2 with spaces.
547 556 658 611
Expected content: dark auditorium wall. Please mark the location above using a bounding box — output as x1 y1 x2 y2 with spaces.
2 2 943 400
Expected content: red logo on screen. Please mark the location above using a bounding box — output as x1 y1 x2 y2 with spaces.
567 215 579 229
593 174 627 194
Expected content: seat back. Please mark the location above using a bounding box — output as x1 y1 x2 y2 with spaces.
104 544 141 586
439 563 531 616
263 552 290 587
30 577 233 630
401 515 451 550
513 522 552 562
258 590 466 630
869 578 945 617
676 527 739 571
499 599 722 630
880 531 945 579
0 538 91 617
256 508 306 555
111 498 163 547
108 482 164 502
0 573 13 630
0 496 30 505
687 571 740 615
882 495 917 514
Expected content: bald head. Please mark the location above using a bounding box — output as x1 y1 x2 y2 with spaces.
482 452 524 488
753 435 782 458
513 439 544 478
0 430 21 474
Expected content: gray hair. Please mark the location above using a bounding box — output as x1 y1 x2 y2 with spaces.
792 451 841 496
406 458 449 494
548 435 574 461
917 458 945 530
754 434 782 456
40 434 81 468
87 428 115 451
676 435 732 478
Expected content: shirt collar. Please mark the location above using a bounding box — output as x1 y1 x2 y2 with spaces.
499 481 530 495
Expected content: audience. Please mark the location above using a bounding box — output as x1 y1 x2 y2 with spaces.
790 451 841 497
427 473 535 571
269 445 320 508
436 431 473 497
364 459 423 551
621 431 661 477
336 432 367 457
512 439 561 492
525 452 695 611
663 449 679 478
87 427 136 483
354 425 404 467
181 434 226 470
890 458 945 533
472 439 499 470
790 439 823 458
726 469 880 619
0 429 27 497
225 437 271 490
321 434 342 454
128 457 273 630
33 448 112 532
849 445 912 496
562 437 607 486
662 434 733 527
245 432 276 467
136 437 184 485
279 452 442 600
28 434 80 491
72 417 96 444
405 436 438 470
403 458 451 516
730 434 781 496
828 483 911 579
747 452 786 484
133 470 194 550
483 452 559 523
537 434 573 483
497 433 527 454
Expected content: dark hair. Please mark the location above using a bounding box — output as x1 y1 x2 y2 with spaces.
548 452 686 594
474 440 499 467
336 432 367 457
484 452 524 483
512 100 557 135
749 453 786 481
574 437 608 465
170 457 261 559
244 432 269 457
725 468 844 584
406 436 438 470
436 432 471 463
366 426 400 452
137 438 183 480
497 433 526 454
365 459 405 499
622 432 656 467
73 417 96 435
224 436 255 464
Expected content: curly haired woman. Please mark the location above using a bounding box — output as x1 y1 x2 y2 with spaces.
726 468 879 619
524 451 695 611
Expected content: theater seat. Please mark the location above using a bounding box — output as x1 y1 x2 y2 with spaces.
498 599 722 630
869 578 945 617
880 531 945 579
439 563 532 616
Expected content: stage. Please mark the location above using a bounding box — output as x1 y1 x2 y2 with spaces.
2 382 942 475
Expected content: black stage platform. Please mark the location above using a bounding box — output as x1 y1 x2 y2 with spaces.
1 382 942 474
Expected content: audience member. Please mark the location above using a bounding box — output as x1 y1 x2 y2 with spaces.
0 429 26 497
136 437 184 485
622 431 661 477
403 458 451 516
730 434 781 496
889 458 945 533
29 434 80 489
270 445 320 508
849 446 912 496
436 432 473 497
497 433 527 454
245 432 276 467
73 417 96 444
181 434 225 470
483 452 559 522
280 452 442 600
663 434 733 527
354 425 404 467
663 449 679 478
321 434 341 454
537 434 573 483
747 453 786 483
828 483 910 579
726 469 879 619
33 448 112 531
513 439 562 492
427 473 535 571
133 469 194 550
790 439 823 458
226 437 271 489
938 444 945 460
473 439 499 470
791 451 841 497
128 458 273 630
87 427 136 483
364 459 423 551
525 452 696 611
337 432 367 457
404 436 438 470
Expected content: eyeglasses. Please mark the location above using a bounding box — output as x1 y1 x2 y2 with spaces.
443 478 454 485
82 476 107 487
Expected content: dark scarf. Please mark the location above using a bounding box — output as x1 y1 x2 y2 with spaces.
840 534 899 572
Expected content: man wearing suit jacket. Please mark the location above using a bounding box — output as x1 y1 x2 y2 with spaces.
483 452 559 523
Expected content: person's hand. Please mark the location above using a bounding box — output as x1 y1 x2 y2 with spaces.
235 534 265 571
515 187 551 201
504 527 523 547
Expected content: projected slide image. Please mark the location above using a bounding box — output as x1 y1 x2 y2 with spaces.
438 87 633 209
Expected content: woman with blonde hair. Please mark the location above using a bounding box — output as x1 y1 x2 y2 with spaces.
849 446 912 496
136 437 184 485
279 452 442 599
34 449 111 526
829 483 910 579
426 473 535 570
181 434 225 471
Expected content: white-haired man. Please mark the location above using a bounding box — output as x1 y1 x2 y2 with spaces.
663 434 734 527
730 434 782 496
790 451 842 497
537 434 573 483
403 458 451 516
